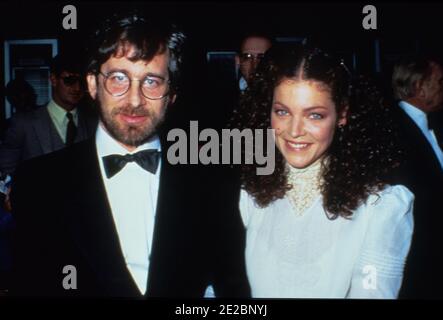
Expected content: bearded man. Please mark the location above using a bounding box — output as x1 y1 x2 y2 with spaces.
9 12 250 298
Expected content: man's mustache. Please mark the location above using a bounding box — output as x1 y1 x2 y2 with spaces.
112 106 151 117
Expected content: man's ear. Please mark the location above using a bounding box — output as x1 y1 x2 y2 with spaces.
235 54 240 67
170 93 177 105
415 79 427 99
49 73 57 87
86 73 98 99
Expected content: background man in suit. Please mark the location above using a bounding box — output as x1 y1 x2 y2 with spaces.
10 12 250 298
235 31 273 92
204 31 274 132
390 55 443 298
0 53 97 175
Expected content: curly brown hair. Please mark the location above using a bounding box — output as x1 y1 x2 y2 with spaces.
231 44 402 218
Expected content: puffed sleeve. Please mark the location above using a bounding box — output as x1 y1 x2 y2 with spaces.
347 185 414 299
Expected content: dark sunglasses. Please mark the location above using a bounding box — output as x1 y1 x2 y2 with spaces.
61 75 82 86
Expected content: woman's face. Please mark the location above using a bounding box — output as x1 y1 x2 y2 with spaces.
271 78 345 169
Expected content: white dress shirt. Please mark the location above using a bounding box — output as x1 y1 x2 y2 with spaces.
240 185 414 298
47 99 79 143
239 76 248 92
95 123 161 294
399 100 443 169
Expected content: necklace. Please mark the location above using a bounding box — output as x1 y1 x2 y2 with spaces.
286 158 323 216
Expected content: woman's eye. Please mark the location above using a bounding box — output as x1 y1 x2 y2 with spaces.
309 113 324 120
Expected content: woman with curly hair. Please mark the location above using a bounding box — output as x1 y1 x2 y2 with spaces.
233 44 414 298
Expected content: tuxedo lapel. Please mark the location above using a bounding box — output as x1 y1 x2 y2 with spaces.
63 140 141 297
145 154 175 296
396 106 443 173
145 144 207 297
75 111 89 141
76 110 97 142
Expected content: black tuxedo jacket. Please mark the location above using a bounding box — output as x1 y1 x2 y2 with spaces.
388 104 443 299
9 137 250 298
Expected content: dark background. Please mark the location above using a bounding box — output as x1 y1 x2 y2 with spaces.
1 1 442 130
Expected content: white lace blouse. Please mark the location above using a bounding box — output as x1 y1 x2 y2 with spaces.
239 185 414 298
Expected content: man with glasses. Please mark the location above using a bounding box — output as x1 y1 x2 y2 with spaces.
10 12 250 298
0 53 97 175
204 31 274 131
235 31 273 91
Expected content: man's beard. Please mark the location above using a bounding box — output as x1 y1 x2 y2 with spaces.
99 102 167 147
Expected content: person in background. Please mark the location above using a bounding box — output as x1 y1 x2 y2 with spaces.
235 31 273 92
0 53 97 175
5 77 38 114
390 55 443 299
1 78 39 140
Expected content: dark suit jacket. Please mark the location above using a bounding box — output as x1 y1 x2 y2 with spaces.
9 137 250 298
388 103 443 299
0 104 97 175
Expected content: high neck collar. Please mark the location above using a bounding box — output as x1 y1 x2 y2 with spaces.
286 157 324 216
287 157 324 179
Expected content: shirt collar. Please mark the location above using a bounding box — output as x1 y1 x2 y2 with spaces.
239 76 248 91
47 99 78 122
95 121 161 158
398 100 429 130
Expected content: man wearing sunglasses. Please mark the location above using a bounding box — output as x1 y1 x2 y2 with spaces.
0 53 97 175
10 12 250 298
235 31 273 91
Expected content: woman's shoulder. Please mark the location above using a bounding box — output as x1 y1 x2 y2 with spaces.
239 189 282 227
354 184 414 228
365 184 414 210
239 189 257 227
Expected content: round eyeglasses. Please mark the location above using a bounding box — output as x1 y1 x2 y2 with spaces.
98 71 170 100
239 53 266 62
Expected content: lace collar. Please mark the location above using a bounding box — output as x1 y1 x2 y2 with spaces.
286 157 324 216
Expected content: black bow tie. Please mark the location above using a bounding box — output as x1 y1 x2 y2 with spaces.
102 149 160 178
